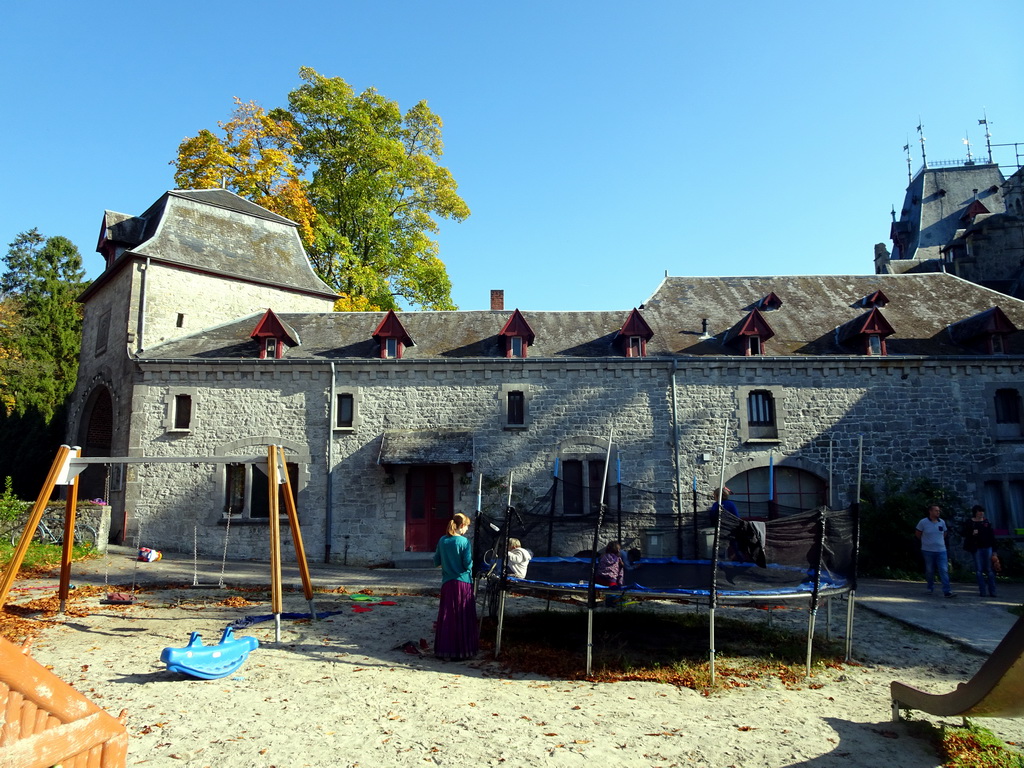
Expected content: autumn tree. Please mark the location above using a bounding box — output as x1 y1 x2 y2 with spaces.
173 67 470 311
0 229 87 421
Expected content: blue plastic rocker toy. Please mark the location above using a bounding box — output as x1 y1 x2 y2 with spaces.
160 626 259 680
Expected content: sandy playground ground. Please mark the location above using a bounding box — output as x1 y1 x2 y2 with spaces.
5 581 1024 768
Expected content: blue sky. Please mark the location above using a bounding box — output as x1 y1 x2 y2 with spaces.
2 1 1022 312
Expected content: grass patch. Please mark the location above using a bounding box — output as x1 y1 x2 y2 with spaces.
903 717 1024 767
0 540 98 577
483 607 845 691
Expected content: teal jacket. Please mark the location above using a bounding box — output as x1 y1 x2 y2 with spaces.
433 534 472 584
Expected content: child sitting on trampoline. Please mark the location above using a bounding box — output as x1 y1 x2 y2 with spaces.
504 538 533 579
596 541 625 587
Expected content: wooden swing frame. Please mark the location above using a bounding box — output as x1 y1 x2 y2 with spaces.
0 444 316 638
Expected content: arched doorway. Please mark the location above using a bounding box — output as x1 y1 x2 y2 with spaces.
77 386 117 539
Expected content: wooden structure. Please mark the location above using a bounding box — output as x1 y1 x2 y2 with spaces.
0 636 128 768
0 444 317 640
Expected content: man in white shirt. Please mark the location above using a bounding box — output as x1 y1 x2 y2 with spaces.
915 504 955 598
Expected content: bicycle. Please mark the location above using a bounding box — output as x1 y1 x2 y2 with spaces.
8 515 98 549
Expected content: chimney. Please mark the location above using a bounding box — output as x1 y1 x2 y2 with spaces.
490 290 504 311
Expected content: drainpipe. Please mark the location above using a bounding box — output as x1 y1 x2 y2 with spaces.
136 258 150 354
670 359 684 556
325 362 335 563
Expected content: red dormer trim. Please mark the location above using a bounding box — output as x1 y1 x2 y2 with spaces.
859 289 889 309
499 309 535 358
371 310 414 359
616 308 654 357
756 292 783 311
961 199 990 223
726 309 776 356
949 306 1017 354
838 308 895 356
251 308 299 359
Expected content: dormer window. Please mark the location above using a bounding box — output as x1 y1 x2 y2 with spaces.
756 292 783 311
616 308 654 358
837 308 894 357
250 308 299 360
724 309 775 357
499 309 535 359
858 290 890 309
949 306 1017 356
372 310 414 360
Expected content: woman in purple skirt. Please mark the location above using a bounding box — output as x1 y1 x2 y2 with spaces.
432 513 478 660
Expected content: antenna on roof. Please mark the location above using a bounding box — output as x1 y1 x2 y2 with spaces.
963 131 974 165
917 119 927 170
979 109 994 164
903 137 912 184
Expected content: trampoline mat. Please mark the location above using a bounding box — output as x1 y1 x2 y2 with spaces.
504 557 848 597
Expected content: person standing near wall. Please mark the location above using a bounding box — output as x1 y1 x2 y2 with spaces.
916 504 955 598
432 513 478 660
963 504 997 598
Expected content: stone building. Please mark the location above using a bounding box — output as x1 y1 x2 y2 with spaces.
68 190 1024 566
876 157 1024 299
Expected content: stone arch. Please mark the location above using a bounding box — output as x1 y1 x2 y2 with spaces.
721 454 830 516
76 385 116 533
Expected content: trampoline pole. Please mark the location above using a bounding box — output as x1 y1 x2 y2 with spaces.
845 592 856 662
709 606 716 685
495 585 507 657
826 597 832 641
805 608 816 679
587 606 594 677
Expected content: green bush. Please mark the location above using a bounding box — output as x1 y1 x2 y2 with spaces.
859 474 963 577
0 476 25 525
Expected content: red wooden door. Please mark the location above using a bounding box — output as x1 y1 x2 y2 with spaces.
405 466 453 551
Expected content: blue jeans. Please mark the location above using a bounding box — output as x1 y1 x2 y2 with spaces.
973 547 997 596
922 550 951 595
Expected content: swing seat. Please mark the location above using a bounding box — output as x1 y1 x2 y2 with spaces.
160 626 259 680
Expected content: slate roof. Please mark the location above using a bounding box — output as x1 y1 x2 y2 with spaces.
82 190 337 302
891 164 1006 262
138 273 1024 361
378 431 474 466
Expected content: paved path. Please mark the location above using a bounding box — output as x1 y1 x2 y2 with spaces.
10 546 1023 656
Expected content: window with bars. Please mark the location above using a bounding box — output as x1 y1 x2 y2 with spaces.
742 388 779 440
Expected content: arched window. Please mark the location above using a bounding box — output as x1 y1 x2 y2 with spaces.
726 466 827 517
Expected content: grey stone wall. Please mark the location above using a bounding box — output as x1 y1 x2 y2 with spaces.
114 355 1024 566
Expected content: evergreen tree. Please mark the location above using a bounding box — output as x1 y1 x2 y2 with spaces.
1 229 87 421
